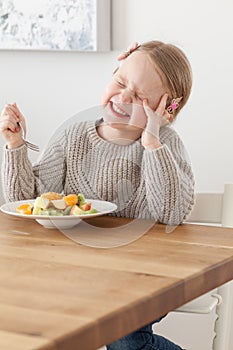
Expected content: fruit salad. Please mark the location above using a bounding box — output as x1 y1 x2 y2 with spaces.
16 192 98 216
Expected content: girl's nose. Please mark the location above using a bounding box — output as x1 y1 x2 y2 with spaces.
120 88 133 103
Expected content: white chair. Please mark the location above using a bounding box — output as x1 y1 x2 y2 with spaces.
175 193 233 350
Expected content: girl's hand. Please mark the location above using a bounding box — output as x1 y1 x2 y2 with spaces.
117 42 140 61
0 103 26 149
141 94 171 150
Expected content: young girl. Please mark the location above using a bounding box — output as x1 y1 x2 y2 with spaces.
0 40 194 349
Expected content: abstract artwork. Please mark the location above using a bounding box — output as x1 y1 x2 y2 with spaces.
0 0 110 51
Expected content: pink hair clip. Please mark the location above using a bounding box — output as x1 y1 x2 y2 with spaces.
117 42 141 61
167 97 183 114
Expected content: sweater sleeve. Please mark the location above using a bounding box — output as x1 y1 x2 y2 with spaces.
2 129 67 202
142 127 195 225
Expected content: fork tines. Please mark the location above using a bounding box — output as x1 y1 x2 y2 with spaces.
17 121 40 152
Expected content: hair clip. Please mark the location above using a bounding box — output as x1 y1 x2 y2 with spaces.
167 97 183 114
117 42 141 61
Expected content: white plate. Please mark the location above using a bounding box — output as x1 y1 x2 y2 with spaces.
0 199 117 229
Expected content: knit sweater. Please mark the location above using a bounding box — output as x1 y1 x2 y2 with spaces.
2 120 195 225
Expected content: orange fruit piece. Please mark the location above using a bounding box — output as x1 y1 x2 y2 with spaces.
64 194 78 206
17 204 33 215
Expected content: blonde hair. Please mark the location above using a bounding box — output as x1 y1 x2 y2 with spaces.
138 41 192 118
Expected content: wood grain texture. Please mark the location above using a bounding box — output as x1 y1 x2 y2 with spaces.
0 213 233 350
0 330 56 350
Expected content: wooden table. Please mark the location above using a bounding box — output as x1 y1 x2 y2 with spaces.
0 212 233 350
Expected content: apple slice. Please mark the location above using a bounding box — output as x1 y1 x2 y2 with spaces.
70 205 85 216
34 197 50 209
51 199 66 210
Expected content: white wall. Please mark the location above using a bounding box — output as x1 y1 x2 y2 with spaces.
0 0 232 349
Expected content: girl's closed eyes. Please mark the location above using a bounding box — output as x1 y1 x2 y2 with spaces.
113 75 144 102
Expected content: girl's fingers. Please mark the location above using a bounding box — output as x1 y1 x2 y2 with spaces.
1 113 18 123
2 107 18 122
127 42 139 51
143 98 149 108
117 42 140 61
143 99 153 117
155 93 169 116
0 104 21 132
0 119 19 133
143 95 171 131
4 105 19 124
161 110 171 126
4 103 26 133
6 104 20 118
12 102 22 117
143 93 169 117
142 99 159 137
12 103 26 125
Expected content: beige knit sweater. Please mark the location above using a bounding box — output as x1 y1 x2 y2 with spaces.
2 120 195 225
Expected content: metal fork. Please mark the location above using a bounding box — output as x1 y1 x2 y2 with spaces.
18 122 40 152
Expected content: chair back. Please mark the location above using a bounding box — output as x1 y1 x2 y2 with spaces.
181 192 233 350
186 193 223 224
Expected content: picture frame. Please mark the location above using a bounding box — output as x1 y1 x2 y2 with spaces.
0 0 111 51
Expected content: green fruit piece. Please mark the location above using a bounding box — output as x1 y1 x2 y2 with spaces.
77 194 86 206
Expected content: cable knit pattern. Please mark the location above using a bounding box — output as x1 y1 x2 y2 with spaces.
2 120 195 225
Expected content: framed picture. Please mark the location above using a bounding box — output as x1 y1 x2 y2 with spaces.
0 0 111 51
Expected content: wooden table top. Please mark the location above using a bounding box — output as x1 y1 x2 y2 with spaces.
0 212 233 350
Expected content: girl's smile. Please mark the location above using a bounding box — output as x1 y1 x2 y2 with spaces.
110 101 130 118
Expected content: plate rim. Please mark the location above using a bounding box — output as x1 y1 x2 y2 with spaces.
0 198 117 220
